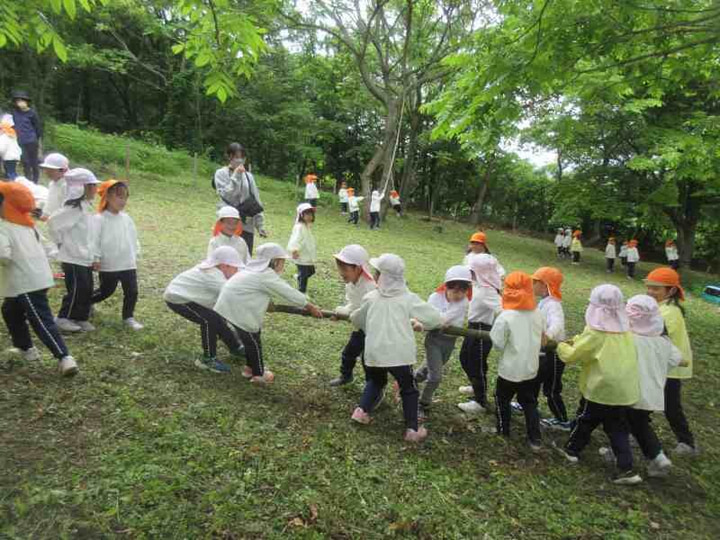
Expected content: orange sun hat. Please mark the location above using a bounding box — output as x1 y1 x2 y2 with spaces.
665 239 675 247
470 232 487 244
502 271 536 310
531 266 563 300
644 267 685 301
0 182 35 227
304 174 318 184
629 239 639 247
97 179 123 213
573 230 582 238
390 190 399 197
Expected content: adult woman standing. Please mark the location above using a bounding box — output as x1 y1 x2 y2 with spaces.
214 143 267 255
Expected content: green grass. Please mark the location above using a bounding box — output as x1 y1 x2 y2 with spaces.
2 139 720 538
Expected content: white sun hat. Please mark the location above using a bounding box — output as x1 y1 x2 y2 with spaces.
245 243 290 272
369 253 407 297
444 265 472 284
334 244 373 280
217 206 240 220
39 153 69 170
199 246 244 269
64 168 99 185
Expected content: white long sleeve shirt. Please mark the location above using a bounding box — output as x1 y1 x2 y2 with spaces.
287 223 317 265
305 182 319 199
348 196 364 212
164 266 227 309
338 188 349 203
467 285 502 325
619 245 628 258
554 234 564 247
215 268 307 333
626 247 640 263
490 309 545 382
0 221 54 297
370 192 385 212
537 296 565 342
605 244 616 259
665 246 679 262
43 179 67 217
427 291 468 328
389 195 401 207
462 253 506 279
207 234 249 265
632 334 682 411
350 290 442 367
335 276 377 318
47 201 96 266
562 235 572 248
92 211 139 272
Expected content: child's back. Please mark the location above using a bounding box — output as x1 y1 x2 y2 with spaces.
492 309 544 382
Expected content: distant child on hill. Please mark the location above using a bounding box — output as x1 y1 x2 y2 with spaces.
626 240 640 279
644 267 698 457
665 240 679 270
338 182 349 215
570 230 583 265
304 174 319 207
415 265 472 419
329 244 376 386
0 182 78 376
369 189 384 230
389 190 402 217
164 246 245 373
47 168 100 333
214 243 323 384
208 206 248 265
619 241 628 267
562 227 572 258
347 188 364 225
554 228 564 259
0 111 21 179
556 284 642 485
287 203 317 293
605 237 617 273
90 180 142 330
531 267 570 430
490 272 545 450
349 253 442 442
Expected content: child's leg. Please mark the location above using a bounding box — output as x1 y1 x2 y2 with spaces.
91 271 120 306
3 160 17 179
233 325 264 376
118 270 139 320
544 352 568 422
420 334 454 406
626 409 662 460
495 377 515 436
517 379 541 443
337 330 365 380
4 291 70 359
297 265 316 293
627 262 635 278
602 406 633 472
57 263 78 319
459 322 493 407
390 365 420 431
606 258 614 272
358 365 388 414
664 379 695 447
2 296 34 351
565 399 604 457
61 264 93 321
166 302 215 358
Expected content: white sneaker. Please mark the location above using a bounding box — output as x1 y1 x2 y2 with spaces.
457 400 485 415
647 452 672 477
124 318 144 331
598 446 616 464
21 347 41 361
58 356 79 377
672 442 699 457
72 320 96 332
55 317 82 333
458 385 474 395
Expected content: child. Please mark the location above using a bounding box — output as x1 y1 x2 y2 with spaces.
605 237 617 273
389 190 402 217
287 203 317 293
47 168 100 333
462 232 506 278
214 243 323 383
369 189 384 230
304 174 319 207
0 182 78 376
39 153 70 219
626 240 640 279
0 111 21 179
90 180 142 330
665 240 679 270
598 295 685 477
531 267 570 430
554 228 564 259
570 230 583 265
415 265 472 419
11 90 42 184
207 206 249 265
490 272 544 450
619 241 628 267
562 227 572 258
329 244 376 386
338 182 349 214
347 188 364 225
349 253 442 442
556 284 642 485
458 253 502 414
644 267 697 456
164 246 245 373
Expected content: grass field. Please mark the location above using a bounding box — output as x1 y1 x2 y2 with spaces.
2 145 720 538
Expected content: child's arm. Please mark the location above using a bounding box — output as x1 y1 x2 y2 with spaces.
557 327 600 365
91 215 102 271
349 300 370 330
410 294 443 331
0 229 12 264
489 313 508 350
47 207 79 244
668 340 688 368
545 301 565 342
287 223 304 259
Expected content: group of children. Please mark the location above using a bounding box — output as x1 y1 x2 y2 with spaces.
337 182 402 227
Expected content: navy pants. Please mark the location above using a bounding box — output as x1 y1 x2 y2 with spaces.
626 409 662 460
359 364 419 431
20 141 40 183
167 301 241 359
297 264 315 293
91 269 138 320
459 322 493 407
535 351 568 422
664 379 695 447
2 289 69 359
233 325 264 376
339 330 365 378
495 376 541 442
58 263 94 321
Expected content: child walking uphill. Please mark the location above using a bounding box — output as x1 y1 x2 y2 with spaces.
214 243 323 384
349 253 443 442
0 182 78 376
338 181 349 214
304 174 319 207
208 206 248 265
570 230 583 265
490 272 545 450
47 168 100 333
164 246 245 373
531 267 570 430
562 228 572 259
605 237 617 273
556 284 642 485
347 188 364 225
665 240 679 270
619 241 629 267
644 267 698 456
626 240 640 279
329 244 377 386
458 253 502 414
90 180 142 330
287 203 317 293
369 189 384 230
415 265 472 419
554 228 564 259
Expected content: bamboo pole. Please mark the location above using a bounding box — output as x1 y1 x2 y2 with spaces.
269 304 558 352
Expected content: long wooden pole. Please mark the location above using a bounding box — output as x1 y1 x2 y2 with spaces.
269 304 558 352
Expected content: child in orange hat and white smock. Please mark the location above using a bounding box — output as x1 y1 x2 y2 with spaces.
605 237 617 273
304 174 319 207
665 240 679 270
207 206 249 265
626 240 640 279
338 181 349 214
346 188 364 225
389 190 402 216
462 231 506 279
570 230 583 265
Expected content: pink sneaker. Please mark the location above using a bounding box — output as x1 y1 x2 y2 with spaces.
250 371 275 384
241 366 253 379
404 426 428 443
351 407 371 425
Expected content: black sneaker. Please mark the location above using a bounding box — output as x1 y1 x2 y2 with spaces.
329 374 353 387
612 470 643 485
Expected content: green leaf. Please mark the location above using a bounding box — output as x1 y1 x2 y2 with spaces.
63 0 77 19
52 35 68 62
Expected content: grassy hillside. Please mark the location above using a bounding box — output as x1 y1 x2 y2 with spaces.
2 128 720 538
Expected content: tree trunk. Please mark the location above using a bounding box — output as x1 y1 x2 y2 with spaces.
361 99 400 218
469 157 494 226
665 180 702 268
512 200 519 232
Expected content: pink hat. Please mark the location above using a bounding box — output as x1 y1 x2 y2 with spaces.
467 253 502 290
626 294 665 337
585 284 629 333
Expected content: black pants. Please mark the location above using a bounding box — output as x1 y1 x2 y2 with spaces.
620 256 627 267
535 352 568 422
20 141 40 183
664 378 695 447
606 258 615 272
566 400 633 472
572 251 581 263
340 330 365 378
359 364 419 431
3 160 18 180
167 301 241 359
297 264 316 293
91 269 138 319
459 322 493 407
2 289 69 359
58 263 94 321
348 211 359 225
232 325 264 376
557 247 563 258
669 259 679 270
626 409 662 460
306 198 318 207
627 262 636 278
241 230 255 256
369 212 380 229
340 202 348 213
393 204 402 216
495 376 541 442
